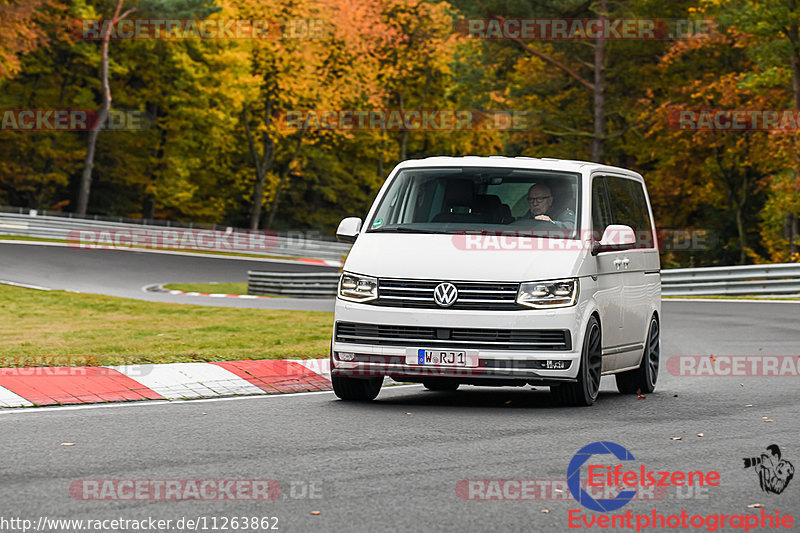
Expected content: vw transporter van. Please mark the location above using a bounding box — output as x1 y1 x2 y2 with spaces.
331 157 661 406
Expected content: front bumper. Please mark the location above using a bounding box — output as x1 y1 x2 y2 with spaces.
331 299 586 384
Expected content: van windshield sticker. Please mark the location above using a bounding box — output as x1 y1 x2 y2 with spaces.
372 218 383 228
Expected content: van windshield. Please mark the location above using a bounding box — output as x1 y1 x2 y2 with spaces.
367 167 581 237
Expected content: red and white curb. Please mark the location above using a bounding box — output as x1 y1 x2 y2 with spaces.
147 284 268 299
0 358 332 408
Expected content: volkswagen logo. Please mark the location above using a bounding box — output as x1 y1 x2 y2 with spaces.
433 282 458 308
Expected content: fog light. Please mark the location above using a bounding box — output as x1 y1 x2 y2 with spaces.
338 352 355 361
545 360 569 369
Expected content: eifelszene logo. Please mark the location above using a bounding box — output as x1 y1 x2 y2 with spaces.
567 441 721 512
744 445 795 495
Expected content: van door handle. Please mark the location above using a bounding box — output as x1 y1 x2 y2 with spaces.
621 258 630 269
613 259 623 270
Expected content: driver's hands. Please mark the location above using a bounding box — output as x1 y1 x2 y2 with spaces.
534 215 553 222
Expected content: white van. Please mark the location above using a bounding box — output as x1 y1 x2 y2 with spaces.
331 157 661 406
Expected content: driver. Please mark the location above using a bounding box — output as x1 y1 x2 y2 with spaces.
515 183 575 229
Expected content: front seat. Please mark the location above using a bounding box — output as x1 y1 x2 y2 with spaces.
433 179 484 223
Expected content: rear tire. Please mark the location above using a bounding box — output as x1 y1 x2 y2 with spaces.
550 315 602 407
616 316 659 394
332 375 383 401
422 379 459 391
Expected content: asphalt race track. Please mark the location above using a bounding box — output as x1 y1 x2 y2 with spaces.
1 242 799 531
0 242 338 311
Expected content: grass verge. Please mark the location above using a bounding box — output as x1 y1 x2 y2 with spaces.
0 284 332 366
162 282 249 295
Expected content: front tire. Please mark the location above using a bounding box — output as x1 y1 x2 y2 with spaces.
551 315 602 406
332 375 383 401
616 316 659 394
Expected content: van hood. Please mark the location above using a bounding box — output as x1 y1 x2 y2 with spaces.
344 233 586 281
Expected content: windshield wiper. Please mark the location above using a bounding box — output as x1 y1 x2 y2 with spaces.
370 227 451 234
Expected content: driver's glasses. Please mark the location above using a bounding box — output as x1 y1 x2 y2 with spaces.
528 195 551 204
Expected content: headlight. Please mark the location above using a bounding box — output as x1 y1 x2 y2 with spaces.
339 272 378 302
517 278 578 308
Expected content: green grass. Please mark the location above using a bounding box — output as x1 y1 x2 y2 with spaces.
162 282 249 295
0 284 332 366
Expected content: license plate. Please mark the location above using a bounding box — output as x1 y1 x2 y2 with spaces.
406 349 478 367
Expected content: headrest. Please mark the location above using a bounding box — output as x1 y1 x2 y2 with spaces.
443 179 475 206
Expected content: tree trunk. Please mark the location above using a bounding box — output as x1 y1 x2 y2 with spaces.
76 0 134 215
736 169 749 264
243 101 276 230
265 134 303 229
591 0 607 162
788 20 800 256
399 130 409 161
377 136 386 177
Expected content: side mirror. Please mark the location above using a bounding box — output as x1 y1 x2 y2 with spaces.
592 224 636 256
336 217 362 243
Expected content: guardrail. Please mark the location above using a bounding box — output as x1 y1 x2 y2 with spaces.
0 211 350 262
3 207 797 297
248 263 800 298
248 271 340 297
661 263 800 296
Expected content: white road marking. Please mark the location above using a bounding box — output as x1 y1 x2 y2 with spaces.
0 385 424 414
0 280 52 291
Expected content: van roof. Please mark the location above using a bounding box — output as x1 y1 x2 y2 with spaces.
395 156 641 178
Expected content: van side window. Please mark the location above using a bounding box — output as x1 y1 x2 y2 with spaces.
591 177 612 237
605 177 654 248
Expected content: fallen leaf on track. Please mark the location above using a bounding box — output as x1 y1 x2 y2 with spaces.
697 433 704 437
637 395 646 399
60 443 75 446
747 504 763 508
670 437 682 441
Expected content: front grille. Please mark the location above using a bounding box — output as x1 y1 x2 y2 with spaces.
370 278 521 310
335 322 571 351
